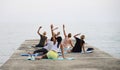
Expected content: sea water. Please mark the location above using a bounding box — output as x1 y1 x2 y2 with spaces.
0 22 120 66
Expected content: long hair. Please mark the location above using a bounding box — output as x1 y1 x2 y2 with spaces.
50 37 53 41
56 36 62 48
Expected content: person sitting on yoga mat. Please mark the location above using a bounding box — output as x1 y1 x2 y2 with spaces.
35 24 65 59
28 26 61 56
61 24 74 53
28 37 54 56
35 26 47 47
70 33 86 53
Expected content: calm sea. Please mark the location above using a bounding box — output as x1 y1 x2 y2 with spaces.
0 22 120 66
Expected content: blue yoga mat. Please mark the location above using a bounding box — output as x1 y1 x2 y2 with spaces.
21 53 40 56
21 53 30 56
57 57 75 60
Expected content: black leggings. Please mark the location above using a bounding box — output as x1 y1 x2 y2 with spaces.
35 44 44 47
33 48 48 55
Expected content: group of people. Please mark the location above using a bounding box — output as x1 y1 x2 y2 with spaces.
29 24 86 60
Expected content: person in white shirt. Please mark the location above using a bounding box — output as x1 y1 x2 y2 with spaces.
35 24 65 59
28 37 54 56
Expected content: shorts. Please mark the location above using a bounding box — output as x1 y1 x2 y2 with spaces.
64 46 71 53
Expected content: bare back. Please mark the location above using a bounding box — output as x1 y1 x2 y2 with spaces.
62 37 72 47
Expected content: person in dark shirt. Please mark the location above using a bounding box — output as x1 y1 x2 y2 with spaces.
71 33 85 53
35 24 65 60
35 26 47 47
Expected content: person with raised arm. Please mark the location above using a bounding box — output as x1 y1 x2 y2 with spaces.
28 26 61 60
71 33 86 53
35 24 65 59
35 26 47 48
61 24 74 53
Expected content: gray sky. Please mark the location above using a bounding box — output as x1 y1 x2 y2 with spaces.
0 0 120 24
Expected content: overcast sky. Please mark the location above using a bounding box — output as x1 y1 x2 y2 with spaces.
0 0 120 61
0 0 120 24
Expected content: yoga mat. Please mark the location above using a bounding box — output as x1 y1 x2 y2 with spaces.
21 53 30 56
27 57 75 61
42 57 75 60
57 57 75 60
21 53 40 56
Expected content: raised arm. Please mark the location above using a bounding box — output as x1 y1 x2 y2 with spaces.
74 33 81 38
37 26 42 35
53 27 58 31
63 24 67 37
50 24 56 44
51 24 58 36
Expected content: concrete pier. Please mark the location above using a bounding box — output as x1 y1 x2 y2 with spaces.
0 39 120 70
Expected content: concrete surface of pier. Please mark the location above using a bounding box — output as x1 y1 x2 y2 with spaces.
0 39 120 70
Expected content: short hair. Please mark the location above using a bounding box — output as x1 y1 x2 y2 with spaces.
68 33 72 38
43 31 46 35
81 35 85 39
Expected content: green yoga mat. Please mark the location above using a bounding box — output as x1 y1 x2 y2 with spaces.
27 57 75 60
43 57 75 60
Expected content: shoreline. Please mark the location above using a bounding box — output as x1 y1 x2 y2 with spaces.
0 39 120 70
